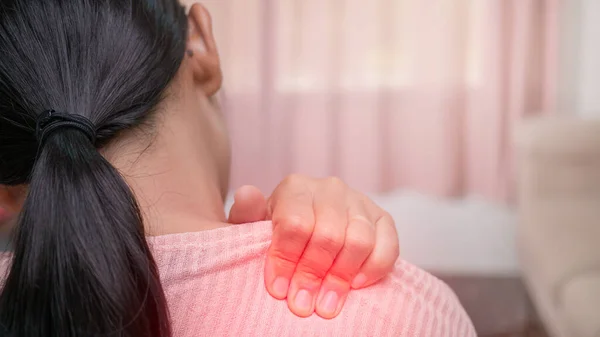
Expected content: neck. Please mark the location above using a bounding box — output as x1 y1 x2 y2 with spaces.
103 108 228 236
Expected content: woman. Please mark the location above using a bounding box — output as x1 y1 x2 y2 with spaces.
0 1 476 336
0 0 399 321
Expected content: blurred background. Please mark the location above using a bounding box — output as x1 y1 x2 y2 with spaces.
213 0 555 200
2 0 600 336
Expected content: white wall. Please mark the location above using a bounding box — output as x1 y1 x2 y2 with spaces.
559 0 600 118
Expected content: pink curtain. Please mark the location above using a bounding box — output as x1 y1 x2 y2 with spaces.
199 0 558 201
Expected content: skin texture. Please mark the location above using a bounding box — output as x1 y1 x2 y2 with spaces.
0 3 399 319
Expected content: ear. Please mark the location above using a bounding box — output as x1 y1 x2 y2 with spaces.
186 3 223 96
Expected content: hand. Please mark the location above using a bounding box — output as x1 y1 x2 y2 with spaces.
228 175 399 319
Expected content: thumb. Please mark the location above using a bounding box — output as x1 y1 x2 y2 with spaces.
228 185 268 224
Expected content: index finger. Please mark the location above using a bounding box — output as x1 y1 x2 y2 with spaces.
264 187 315 300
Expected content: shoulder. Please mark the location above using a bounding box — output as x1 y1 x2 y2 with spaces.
344 259 477 337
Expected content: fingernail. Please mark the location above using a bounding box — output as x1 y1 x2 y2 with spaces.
319 291 339 316
351 273 368 289
272 277 290 299
294 289 313 312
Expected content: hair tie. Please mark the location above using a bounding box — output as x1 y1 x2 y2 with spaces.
35 110 96 147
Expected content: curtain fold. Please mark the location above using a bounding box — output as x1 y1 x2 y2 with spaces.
199 0 558 202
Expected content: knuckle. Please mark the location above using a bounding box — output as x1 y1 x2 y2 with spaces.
325 176 346 189
327 267 354 282
378 211 395 226
312 228 345 254
344 235 375 255
278 215 313 239
295 258 332 280
282 173 306 187
350 214 374 228
270 249 303 268
274 174 313 201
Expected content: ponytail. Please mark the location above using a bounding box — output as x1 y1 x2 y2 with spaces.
0 128 170 336
0 0 189 335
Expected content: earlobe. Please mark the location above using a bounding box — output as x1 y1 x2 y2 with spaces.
186 4 223 96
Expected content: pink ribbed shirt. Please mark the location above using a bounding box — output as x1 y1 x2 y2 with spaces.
1 221 477 336
149 221 476 336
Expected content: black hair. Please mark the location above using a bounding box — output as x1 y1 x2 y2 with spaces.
0 0 188 336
